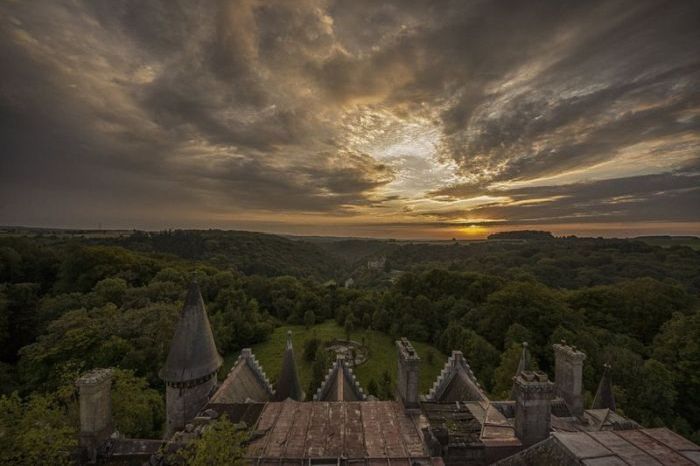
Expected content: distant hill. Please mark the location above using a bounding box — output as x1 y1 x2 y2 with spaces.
109 229 346 280
487 230 554 240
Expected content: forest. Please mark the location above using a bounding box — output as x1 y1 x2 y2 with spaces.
0 229 699 464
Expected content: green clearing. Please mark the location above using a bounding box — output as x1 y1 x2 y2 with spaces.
222 321 447 398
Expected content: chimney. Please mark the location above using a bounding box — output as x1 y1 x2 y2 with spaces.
77 368 113 463
396 337 420 409
552 341 586 416
513 370 554 446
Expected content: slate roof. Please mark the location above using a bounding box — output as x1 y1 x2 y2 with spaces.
425 351 488 402
313 355 366 401
274 331 304 401
160 281 222 383
246 399 434 463
210 348 274 404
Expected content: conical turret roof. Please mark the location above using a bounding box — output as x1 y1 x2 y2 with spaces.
274 331 304 401
161 281 222 383
592 363 616 411
510 342 532 399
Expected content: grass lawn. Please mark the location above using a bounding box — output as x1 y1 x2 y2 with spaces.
221 320 447 398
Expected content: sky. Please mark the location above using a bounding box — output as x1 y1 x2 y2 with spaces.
1 0 699 239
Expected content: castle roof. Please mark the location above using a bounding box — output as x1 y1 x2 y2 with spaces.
425 350 488 402
592 363 616 411
313 355 366 401
274 331 304 401
160 281 222 383
209 348 274 403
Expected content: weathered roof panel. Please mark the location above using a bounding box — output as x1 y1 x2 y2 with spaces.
245 400 429 462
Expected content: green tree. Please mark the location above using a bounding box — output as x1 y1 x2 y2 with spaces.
179 416 248 466
344 313 356 341
653 310 700 431
492 343 538 399
304 310 316 329
111 369 164 438
379 370 393 400
367 378 379 397
0 392 77 466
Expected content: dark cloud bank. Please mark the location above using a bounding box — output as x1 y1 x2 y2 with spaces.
0 0 698 237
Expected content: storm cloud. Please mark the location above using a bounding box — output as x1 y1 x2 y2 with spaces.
0 0 698 237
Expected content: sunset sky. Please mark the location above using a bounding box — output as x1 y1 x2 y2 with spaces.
1 0 698 239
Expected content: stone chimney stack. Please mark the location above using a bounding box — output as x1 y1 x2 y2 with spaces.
513 370 554 446
396 337 420 409
77 368 113 464
553 341 586 416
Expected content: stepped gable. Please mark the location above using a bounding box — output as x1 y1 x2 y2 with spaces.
160 280 222 383
274 331 304 401
425 350 488 402
592 363 616 411
510 342 532 399
210 348 274 404
313 355 366 401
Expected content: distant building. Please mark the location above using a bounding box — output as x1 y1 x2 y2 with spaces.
367 256 386 270
75 282 700 465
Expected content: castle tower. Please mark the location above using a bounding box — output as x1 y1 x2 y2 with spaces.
396 338 420 409
513 370 554 446
591 363 616 411
77 368 113 463
510 341 532 399
275 331 304 401
160 281 222 436
553 341 586 417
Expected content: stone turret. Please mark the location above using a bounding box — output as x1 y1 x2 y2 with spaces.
513 370 554 446
553 341 586 417
396 338 421 409
592 363 616 411
160 281 222 436
275 331 304 401
77 368 113 463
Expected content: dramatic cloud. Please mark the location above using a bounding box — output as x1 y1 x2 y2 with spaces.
0 0 698 238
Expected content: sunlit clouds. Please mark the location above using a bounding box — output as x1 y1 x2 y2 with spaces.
0 1 698 238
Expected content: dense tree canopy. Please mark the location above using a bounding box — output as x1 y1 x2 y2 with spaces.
0 231 698 445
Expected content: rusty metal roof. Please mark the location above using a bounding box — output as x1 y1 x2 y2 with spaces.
246 400 433 463
552 428 700 465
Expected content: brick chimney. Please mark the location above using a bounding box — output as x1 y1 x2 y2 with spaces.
513 370 554 446
77 368 113 463
396 337 420 409
553 341 586 416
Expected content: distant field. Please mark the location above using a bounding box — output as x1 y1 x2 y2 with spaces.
222 321 447 398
